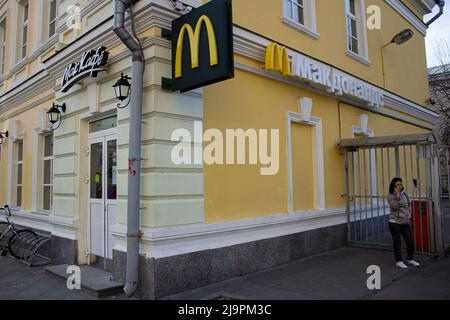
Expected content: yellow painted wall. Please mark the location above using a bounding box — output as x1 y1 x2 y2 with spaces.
292 123 315 211
0 97 54 210
232 0 429 106
204 68 429 223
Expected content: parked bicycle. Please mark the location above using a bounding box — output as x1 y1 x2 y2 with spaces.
0 205 37 259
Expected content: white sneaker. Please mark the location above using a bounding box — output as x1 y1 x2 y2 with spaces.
396 261 408 269
408 260 420 267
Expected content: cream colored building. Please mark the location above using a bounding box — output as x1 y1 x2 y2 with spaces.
0 0 442 299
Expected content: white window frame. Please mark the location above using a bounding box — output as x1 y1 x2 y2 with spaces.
16 140 24 208
42 133 53 212
345 0 370 65
282 0 320 39
20 0 29 60
0 15 7 75
48 0 57 38
287 111 325 214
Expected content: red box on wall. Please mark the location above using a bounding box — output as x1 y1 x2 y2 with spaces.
411 200 435 252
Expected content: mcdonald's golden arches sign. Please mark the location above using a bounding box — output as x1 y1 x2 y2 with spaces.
165 0 234 92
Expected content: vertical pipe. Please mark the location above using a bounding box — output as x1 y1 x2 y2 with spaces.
357 150 363 243
369 148 375 242
113 0 145 297
375 148 381 242
352 152 358 242
426 147 432 253
403 146 409 196
381 148 387 239
395 146 401 178
387 148 391 184
363 149 368 242
124 59 144 295
416 144 424 253
344 152 351 244
410 145 415 199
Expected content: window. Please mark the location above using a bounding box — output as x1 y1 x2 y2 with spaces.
285 0 305 25
345 0 369 63
346 0 359 54
0 16 6 74
16 141 23 208
21 1 29 59
48 0 57 38
43 134 53 211
283 0 319 39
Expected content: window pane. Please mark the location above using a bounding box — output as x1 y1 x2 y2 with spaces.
349 0 356 15
43 186 52 211
89 116 117 133
90 142 103 199
17 163 22 184
22 26 27 46
352 38 359 54
50 0 56 21
24 3 29 22
44 160 52 185
49 21 56 37
285 0 292 18
18 142 23 161
17 186 22 207
351 19 358 38
44 135 53 157
107 140 117 200
293 4 304 25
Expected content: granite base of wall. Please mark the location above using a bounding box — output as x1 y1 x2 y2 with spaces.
49 236 78 265
112 223 347 300
91 255 114 273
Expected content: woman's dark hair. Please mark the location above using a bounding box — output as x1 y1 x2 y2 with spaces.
389 178 403 195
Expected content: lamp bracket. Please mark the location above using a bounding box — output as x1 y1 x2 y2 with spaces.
161 28 172 41
161 77 175 91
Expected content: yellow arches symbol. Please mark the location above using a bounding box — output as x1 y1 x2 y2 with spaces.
265 43 291 76
175 15 219 79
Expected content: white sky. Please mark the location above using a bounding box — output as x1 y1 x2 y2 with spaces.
425 1 450 67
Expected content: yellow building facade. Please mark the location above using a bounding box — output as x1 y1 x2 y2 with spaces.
0 0 440 298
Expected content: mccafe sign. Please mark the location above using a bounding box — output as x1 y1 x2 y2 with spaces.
61 46 109 93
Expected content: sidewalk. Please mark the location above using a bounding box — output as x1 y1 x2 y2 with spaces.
0 256 130 300
163 246 450 300
1 246 449 300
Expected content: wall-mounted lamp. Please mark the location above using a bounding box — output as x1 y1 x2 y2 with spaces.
113 73 131 109
381 29 414 88
298 97 313 123
0 131 8 145
47 103 66 130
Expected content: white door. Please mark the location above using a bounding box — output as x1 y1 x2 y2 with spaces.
89 127 117 260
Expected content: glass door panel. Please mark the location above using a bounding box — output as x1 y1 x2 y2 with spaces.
90 142 103 200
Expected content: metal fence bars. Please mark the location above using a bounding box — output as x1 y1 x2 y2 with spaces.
339 133 445 257
0 226 51 267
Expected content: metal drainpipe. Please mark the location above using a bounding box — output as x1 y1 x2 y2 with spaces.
426 0 445 26
113 0 144 297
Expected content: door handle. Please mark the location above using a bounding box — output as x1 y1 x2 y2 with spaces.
85 175 89 184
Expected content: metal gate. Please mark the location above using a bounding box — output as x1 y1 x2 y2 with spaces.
340 134 445 257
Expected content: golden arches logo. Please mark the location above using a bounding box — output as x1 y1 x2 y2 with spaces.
265 43 291 76
175 15 219 79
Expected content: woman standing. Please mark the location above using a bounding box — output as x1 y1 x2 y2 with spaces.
387 178 421 269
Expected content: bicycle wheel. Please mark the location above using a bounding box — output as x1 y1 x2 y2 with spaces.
0 222 8 256
9 229 37 259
